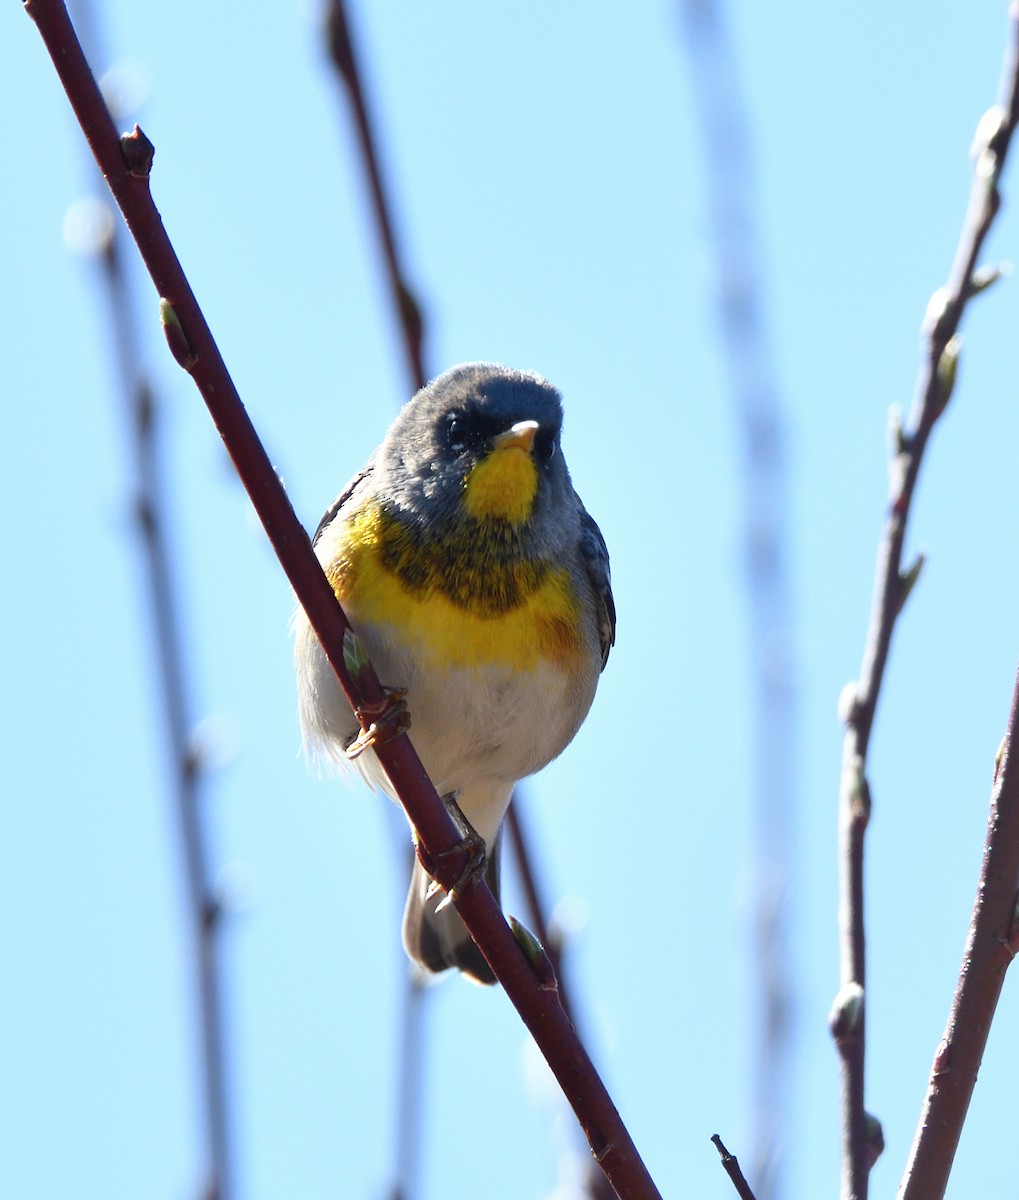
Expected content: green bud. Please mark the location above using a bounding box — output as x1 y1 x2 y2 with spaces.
922 285 953 339
971 105 1008 183
994 735 1008 783
342 628 371 678
933 335 961 417
864 1112 885 1168
970 261 1011 296
837 681 860 726
886 404 907 456
158 298 197 370
828 980 864 1039
509 916 558 989
899 552 926 612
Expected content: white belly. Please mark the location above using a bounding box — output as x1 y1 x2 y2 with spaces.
294 607 596 843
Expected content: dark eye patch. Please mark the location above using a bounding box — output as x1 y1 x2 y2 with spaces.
534 428 557 463
443 410 476 452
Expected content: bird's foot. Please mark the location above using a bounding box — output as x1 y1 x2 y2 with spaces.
344 687 410 760
420 795 488 911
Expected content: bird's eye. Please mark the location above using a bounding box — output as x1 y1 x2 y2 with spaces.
444 412 471 452
535 429 557 463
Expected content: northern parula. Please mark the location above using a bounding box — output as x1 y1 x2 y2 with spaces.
293 363 615 983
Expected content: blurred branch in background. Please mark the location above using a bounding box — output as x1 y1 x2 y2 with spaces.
831 6 1019 1199
320 9 430 1192
389 969 426 1200
504 797 576 1030
65 4 232 1199
323 0 427 394
320 6 604 1195
677 3 797 1197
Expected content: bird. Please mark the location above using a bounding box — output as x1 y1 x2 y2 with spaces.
293 363 614 984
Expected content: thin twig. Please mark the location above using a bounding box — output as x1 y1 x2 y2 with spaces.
677 3 796 1195
505 801 619 1200
897 677 1019 1199
834 7 1019 1198
894 19 1019 1197
387 970 425 1200
712 1134 760 1200
504 797 576 1029
67 7 231 1191
323 0 426 393
320 13 430 1192
23 5 663 1196
104 225 233 1200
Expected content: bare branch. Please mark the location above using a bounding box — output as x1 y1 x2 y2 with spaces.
387 971 426 1200
65 8 232 1192
323 0 426 393
677 2 797 1194
835 7 1019 1197
897 669 1019 1200
22 3 663 1196
101 222 234 1200
504 797 577 1029
712 1134 760 1200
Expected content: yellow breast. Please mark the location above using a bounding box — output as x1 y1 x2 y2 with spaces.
325 502 583 672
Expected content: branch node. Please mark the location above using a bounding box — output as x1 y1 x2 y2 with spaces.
922 284 957 344
120 123 154 178
897 551 927 614
932 1035 952 1078
591 1136 615 1164
324 0 354 79
970 104 1009 185
864 1111 886 1168
828 979 865 1040
837 680 862 727
201 894 223 933
508 915 560 992
1003 890 1019 957
711 1134 759 1200
994 734 1008 783
887 403 908 456
932 335 962 419
158 297 198 370
969 260 1012 297
840 757 872 828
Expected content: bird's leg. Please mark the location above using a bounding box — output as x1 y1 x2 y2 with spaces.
344 687 410 760
417 794 488 910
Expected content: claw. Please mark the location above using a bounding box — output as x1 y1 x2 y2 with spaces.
416 794 488 908
344 687 410 760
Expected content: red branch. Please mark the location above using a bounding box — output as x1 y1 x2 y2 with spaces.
836 6 1019 1198
323 0 426 393
897 667 1019 1198
21 2 662 1196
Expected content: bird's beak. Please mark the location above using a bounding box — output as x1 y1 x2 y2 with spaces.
492 420 538 454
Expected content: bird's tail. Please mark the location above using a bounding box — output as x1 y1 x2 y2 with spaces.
401 830 501 986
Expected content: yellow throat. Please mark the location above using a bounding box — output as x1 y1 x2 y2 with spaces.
325 436 582 671
462 440 538 525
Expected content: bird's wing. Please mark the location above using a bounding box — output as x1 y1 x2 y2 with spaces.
578 509 616 670
311 460 376 546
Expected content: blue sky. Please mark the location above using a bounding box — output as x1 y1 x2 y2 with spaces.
4 3 1019 1199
